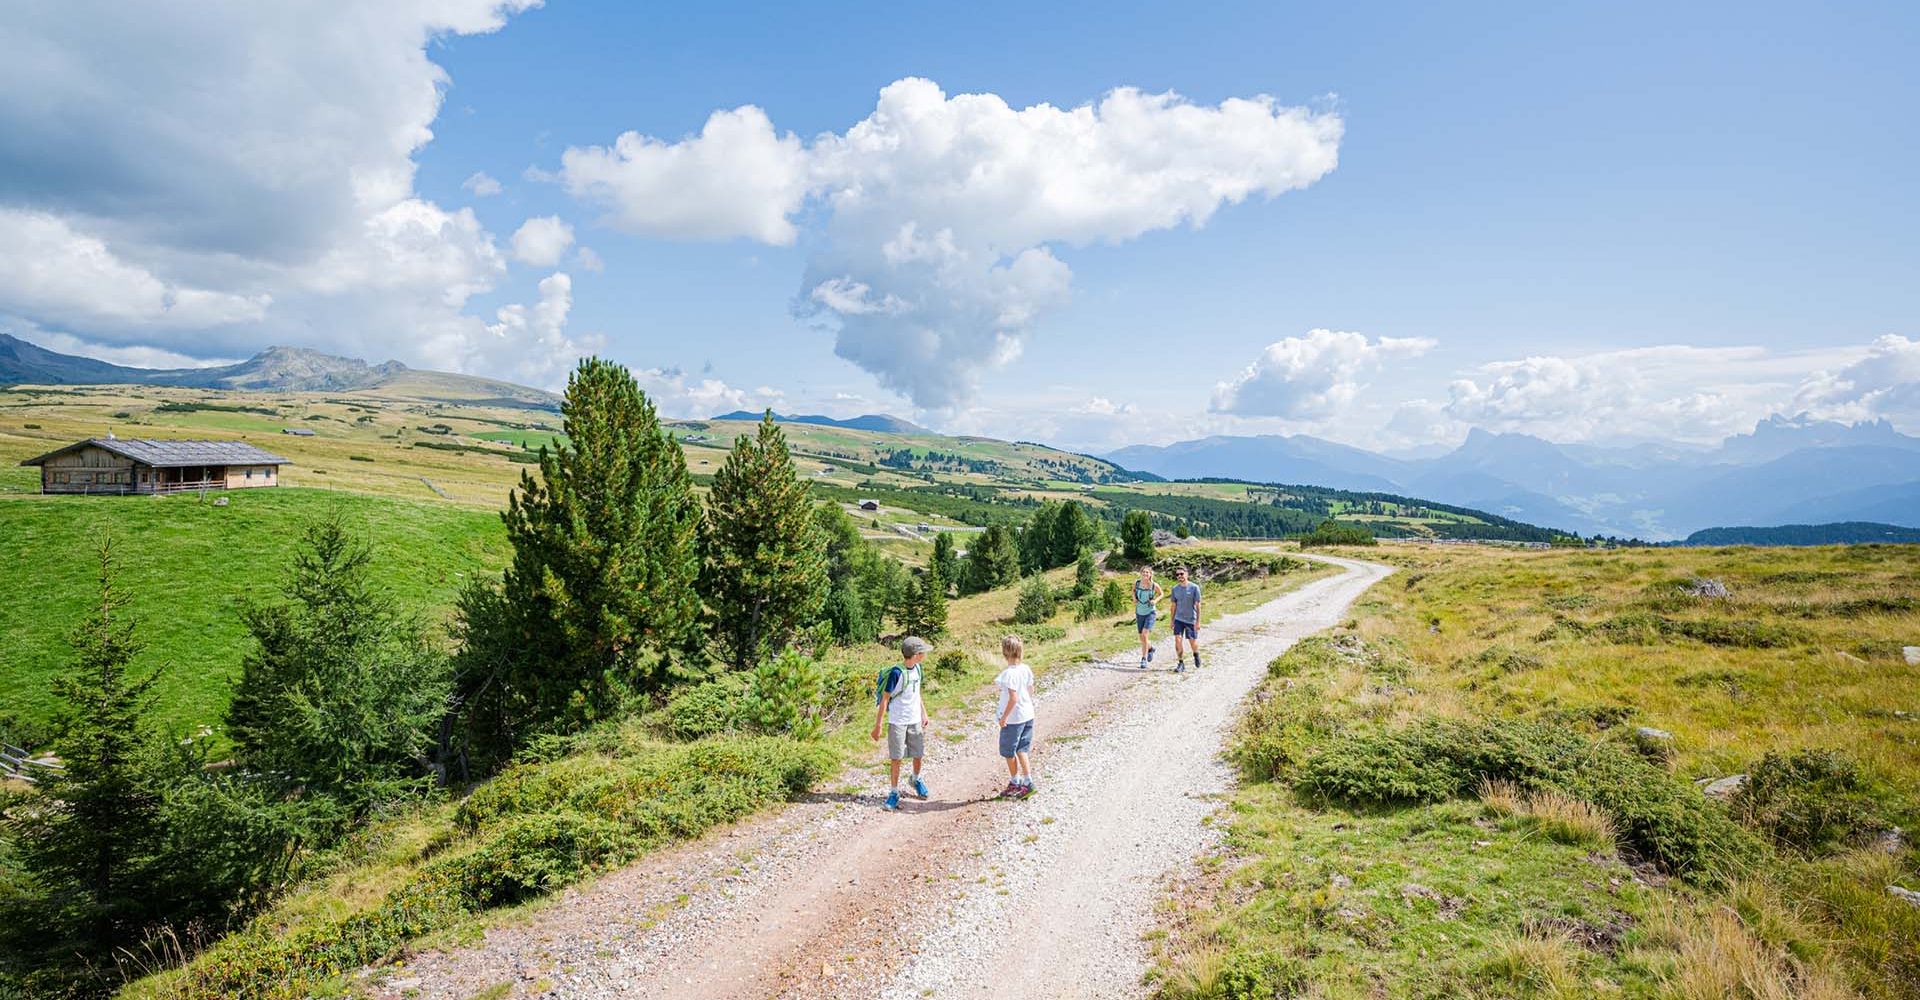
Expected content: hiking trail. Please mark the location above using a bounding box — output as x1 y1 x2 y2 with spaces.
365 554 1391 1000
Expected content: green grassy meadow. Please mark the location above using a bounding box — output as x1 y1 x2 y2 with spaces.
0 487 507 741
1154 542 1920 1000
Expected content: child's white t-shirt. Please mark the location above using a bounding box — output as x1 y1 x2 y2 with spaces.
994 662 1035 726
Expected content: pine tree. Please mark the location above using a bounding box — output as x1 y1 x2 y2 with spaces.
467 358 704 749
962 524 1023 594
702 412 829 671
1121 510 1156 563
897 565 949 638
1050 501 1098 568
1020 501 1060 574
227 516 450 811
1073 548 1099 597
930 529 959 585
14 539 165 943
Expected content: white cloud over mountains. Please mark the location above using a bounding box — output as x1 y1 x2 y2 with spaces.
0 0 598 388
556 78 1343 408
1211 329 1434 418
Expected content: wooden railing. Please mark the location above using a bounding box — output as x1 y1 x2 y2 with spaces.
0 742 61 784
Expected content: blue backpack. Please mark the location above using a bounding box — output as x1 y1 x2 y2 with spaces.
873 665 904 705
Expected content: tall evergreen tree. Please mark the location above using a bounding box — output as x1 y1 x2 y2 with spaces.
896 565 949 638
1121 509 1157 563
464 358 704 751
1019 501 1061 574
1050 501 1099 567
227 516 449 811
702 412 829 670
930 529 959 586
14 539 165 943
962 524 1023 594
814 502 904 645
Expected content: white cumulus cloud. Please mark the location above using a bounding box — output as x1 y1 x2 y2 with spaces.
560 105 811 245
462 171 504 197
1211 329 1434 419
554 78 1343 408
632 367 783 419
510 215 575 267
0 1 592 381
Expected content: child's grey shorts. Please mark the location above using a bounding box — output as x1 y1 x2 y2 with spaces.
998 720 1033 757
887 722 925 760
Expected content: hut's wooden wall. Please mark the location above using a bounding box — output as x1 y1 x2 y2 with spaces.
39 446 138 494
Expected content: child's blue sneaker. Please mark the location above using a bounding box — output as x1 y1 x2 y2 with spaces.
883 789 901 811
911 776 930 799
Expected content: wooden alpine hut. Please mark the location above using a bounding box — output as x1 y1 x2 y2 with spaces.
20 437 290 495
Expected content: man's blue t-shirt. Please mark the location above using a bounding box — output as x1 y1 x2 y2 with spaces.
1170 581 1201 623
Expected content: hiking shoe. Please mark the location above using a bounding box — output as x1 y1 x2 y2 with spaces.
1175 661 1186 673
1138 657 1148 669
883 790 901 811
911 776 930 800
999 782 1022 799
1147 646 1156 663
1194 655 1202 669
1013 783 1036 799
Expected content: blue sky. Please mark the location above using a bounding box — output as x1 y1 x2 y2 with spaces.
2 1 1916 451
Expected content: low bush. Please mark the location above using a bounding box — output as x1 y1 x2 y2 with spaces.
1730 748 1892 855
1149 550 1299 583
659 678 744 740
1210 950 1306 999
1589 612 1806 649
1012 578 1058 624
1297 520 1375 548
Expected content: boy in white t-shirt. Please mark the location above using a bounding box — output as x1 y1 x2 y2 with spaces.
994 635 1036 800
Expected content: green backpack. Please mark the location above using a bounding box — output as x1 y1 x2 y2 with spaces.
873 665 904 705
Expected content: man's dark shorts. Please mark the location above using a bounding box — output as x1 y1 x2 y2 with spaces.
1173 619 1197 639
998 720 1034 757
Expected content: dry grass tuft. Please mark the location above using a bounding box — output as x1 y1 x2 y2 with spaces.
1482 928 1585 998
1525 789 1616 851
1478 776 1525 816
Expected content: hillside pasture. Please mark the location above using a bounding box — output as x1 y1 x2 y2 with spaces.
0 487 507 741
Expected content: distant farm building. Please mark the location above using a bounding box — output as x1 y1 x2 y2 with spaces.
21 438 289 495
281 427 316 436
858 498 881 511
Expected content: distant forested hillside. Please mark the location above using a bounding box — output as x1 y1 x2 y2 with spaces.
1682 522 1920 546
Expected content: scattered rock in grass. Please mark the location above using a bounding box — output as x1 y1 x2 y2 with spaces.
1875 828 1905 855
1329 873 1353 889
1697 774 1748 799
1890 885 1920 909
1635 726 1674 743
1906 646 1920 666
1684 578 1732 599
1400 883 1466 920
1537 915 1630 955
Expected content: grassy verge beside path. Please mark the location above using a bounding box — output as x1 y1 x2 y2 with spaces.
1154 543 1920 1000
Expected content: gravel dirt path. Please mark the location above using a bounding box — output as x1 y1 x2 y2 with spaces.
363 554 1388 1000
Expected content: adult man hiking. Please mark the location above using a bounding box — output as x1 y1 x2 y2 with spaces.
1170 566 1202 672
1134 565 1164 669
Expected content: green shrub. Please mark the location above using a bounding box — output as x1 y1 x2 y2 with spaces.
1098 579 1128 615
1211 950 1306 999
930 649 975 680
660 678 744 740
740 648 827 740
1731 748 1892 855
1298 520 1375 547
1013 577 1058 624
1288 717 1758 881
1591 612 1806 649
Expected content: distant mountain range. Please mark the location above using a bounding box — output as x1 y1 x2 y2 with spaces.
1109 415 1920 540
710 410 930 435
0 333 557 409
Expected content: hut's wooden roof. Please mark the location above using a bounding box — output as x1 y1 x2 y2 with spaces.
19 438 291 469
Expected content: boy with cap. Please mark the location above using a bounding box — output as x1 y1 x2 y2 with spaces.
871 635 933 811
